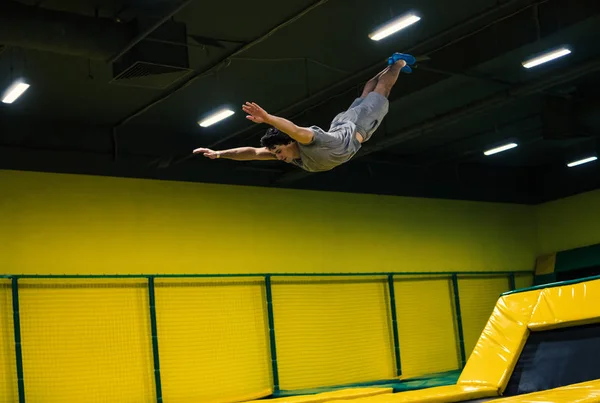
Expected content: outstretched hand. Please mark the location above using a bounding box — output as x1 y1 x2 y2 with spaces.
242 102 270 124
192 147 219 159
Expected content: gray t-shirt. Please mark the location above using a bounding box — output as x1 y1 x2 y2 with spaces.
291 123 361 172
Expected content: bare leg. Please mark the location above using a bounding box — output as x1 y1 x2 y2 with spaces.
360 66 391 98
374 60 406 98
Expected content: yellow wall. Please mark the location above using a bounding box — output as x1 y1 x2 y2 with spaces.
0 169 541 401
535 189 600 255
0 169 537 275
3 169 599 401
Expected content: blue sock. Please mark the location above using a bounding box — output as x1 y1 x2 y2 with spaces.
388 53 416 73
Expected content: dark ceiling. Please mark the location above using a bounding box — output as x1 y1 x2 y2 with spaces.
1 0 599 204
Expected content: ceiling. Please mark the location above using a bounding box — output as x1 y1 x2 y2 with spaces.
1 0 599 204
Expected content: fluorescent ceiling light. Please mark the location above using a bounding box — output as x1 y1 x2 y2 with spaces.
2 80 30 104
198 109 234 127
567 156 597 168
522 47 571 69
484 143 518 156
369 14 421 41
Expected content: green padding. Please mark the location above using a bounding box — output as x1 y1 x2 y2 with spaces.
393 371 460 392
272 371 461 398
555 243 600 272
502 273 600 296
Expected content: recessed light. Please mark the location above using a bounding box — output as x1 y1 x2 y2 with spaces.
522 47 571 69
2 80 30 104
567 156 597 168
198 109 235 127
484 143 518 156
369 14 421 41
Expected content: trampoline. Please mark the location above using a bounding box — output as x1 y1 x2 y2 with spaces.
504 322 600 396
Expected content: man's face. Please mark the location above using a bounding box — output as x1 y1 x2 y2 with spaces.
270 143 299 163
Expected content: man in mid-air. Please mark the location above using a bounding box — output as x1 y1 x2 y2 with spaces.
193 53 414 172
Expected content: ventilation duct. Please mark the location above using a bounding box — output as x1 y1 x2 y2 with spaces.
0 0 192 88
0 0 134 60
110 20 192 89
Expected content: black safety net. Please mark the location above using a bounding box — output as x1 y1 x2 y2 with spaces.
504 322 600 396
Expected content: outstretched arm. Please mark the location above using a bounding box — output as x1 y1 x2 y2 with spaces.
193 147 276 161
242 102 314 145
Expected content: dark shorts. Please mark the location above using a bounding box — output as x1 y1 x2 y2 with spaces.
330 92 389 142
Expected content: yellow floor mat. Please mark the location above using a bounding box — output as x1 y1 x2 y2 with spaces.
326 385 498 402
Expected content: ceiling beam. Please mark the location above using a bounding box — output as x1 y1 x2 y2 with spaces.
111 0 331 131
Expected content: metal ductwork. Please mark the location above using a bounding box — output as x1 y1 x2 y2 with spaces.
0 0 194 89
0 0 134 60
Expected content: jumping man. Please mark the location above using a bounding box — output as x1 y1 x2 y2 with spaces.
193 53 415 172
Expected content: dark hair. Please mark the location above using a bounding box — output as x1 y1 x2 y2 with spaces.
260 127 294 149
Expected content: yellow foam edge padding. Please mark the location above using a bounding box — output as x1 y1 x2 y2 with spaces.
325 385 498 403
490 379 600 402
528 278 600 330
457 289 541 392
241 387 393 402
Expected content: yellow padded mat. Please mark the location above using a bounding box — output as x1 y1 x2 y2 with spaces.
326 385 498 402
492 379 600 402
458 289 541 391
529 278 600 330
242 387 392 402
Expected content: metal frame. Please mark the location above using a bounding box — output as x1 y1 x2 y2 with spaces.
387 274 402 376
1 271 528 279
11 278 25 403
148 277 163 403
265 275 280 393
451 274 467 368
